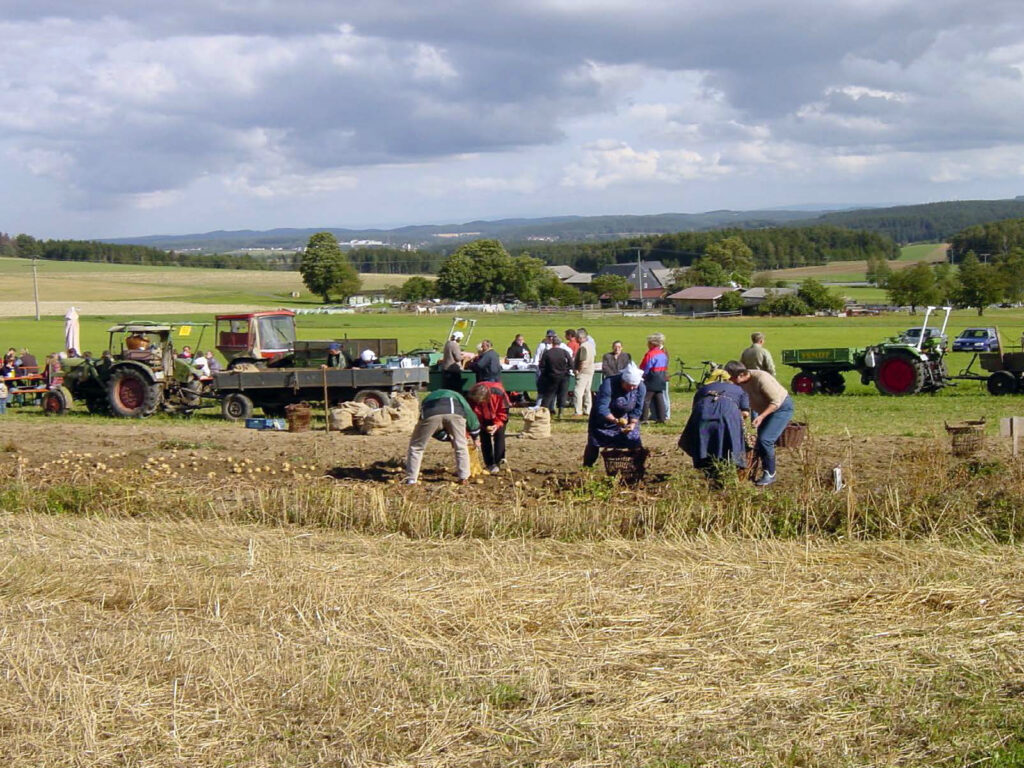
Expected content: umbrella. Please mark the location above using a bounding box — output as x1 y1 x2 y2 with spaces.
64 306 80 354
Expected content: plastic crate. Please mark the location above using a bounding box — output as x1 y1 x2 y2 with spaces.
245 417 287 431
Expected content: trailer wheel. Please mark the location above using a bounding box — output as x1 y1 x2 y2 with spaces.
874 352 924 396
819 371 846 395
986 371 1018 396
222 392 254 421
108 367 160 417
42 387 72 416
353 389 391 409
790 372 820 395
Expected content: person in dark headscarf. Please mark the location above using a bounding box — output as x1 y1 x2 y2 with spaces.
679 377 750 483
582 363 646 467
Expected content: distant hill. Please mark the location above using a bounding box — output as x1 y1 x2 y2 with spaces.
98 197 1024 254
102 210 824 253
815 198 1024 243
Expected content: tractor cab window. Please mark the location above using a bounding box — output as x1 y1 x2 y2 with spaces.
257 316 296 353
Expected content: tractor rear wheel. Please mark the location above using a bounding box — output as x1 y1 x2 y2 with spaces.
108 368 160 417
987 371 1018 396
353 389 392 409
819 371 847 395
221 392 254 421
42 386 73 416
874 352 925 396
790 372 820 395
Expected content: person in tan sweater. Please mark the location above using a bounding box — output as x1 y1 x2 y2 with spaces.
724 360 794 487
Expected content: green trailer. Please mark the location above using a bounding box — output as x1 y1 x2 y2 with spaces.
781 347 867 395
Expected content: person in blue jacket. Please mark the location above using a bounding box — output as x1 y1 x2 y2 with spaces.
582 363 646 467
679 377 750 482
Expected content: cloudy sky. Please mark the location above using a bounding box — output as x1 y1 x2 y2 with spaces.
3 0 1024 239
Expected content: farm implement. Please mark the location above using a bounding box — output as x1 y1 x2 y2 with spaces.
953 331 1024 395
782 306 953 396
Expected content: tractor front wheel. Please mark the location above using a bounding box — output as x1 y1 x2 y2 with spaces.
108 368 160 417
221 392 254 421
790 372 820 395
987 371 1018 396
874 353 924 396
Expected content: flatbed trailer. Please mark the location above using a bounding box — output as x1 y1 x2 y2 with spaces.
780 347 868 395
213 365 429 420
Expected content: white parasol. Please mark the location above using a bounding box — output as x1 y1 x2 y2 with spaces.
64 306 80 354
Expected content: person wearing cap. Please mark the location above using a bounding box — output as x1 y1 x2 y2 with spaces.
468 339 501 383
326 343 344 368
583 363 646 467
532 330 558 367
353 349 378 368
723 360 794 487
442 330 466 391
404 388 481 485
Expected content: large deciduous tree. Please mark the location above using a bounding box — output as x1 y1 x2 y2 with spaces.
436 240 550 302
590 274 632 307
955 252 1005 315
300 232 361 303
884 262 940 312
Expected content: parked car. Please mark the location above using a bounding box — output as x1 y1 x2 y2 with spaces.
952 327 1000 353
899 327 948 347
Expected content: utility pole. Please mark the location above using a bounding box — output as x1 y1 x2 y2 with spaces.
32 254 40 321
636 247 643 308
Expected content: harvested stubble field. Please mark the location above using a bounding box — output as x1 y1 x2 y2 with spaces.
2 417 1024 765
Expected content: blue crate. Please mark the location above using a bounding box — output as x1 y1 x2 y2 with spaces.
245 417 287 431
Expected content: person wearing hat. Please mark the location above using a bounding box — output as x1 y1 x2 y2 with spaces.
724 360 794 487
326 343 344 368
582 363 646 467
442 330 466 391
353 349 378 368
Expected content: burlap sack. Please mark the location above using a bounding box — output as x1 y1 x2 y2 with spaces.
357 396 419 435
330 401 372 432
520 407 552 439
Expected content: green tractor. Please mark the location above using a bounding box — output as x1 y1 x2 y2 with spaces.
783 306 953 396
56 321 211 417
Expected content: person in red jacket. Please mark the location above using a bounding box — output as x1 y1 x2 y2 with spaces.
466 381 510 474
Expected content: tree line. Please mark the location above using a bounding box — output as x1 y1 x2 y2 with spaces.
3 233 273 270
508 225 899 273
816 199 1024 244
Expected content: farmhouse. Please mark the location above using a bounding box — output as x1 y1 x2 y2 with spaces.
740 286 797 311
667 285 740 313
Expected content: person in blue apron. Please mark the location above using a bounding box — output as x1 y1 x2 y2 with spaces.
679 378 750 483
582 363 646 467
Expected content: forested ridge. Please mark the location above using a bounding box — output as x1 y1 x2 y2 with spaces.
815 198 1024 243
510 226 900 272
0 232 274 270
949 217 1024 260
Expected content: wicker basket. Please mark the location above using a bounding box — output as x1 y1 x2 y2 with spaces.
285 403 312 433
601 447 649 484
777 421 808 449
944 419 985 457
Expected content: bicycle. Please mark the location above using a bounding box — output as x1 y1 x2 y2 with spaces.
671 358 723 391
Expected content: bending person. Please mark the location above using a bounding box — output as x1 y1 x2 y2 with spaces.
582 363 646 467
724 360 794 487
679 376 750 483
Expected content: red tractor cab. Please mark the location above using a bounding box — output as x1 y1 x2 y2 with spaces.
215 310 297 367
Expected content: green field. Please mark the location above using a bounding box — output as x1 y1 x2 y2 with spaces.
765 242 949 284
6 306 1024 438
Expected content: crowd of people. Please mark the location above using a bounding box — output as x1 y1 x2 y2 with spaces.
409 330 794 488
